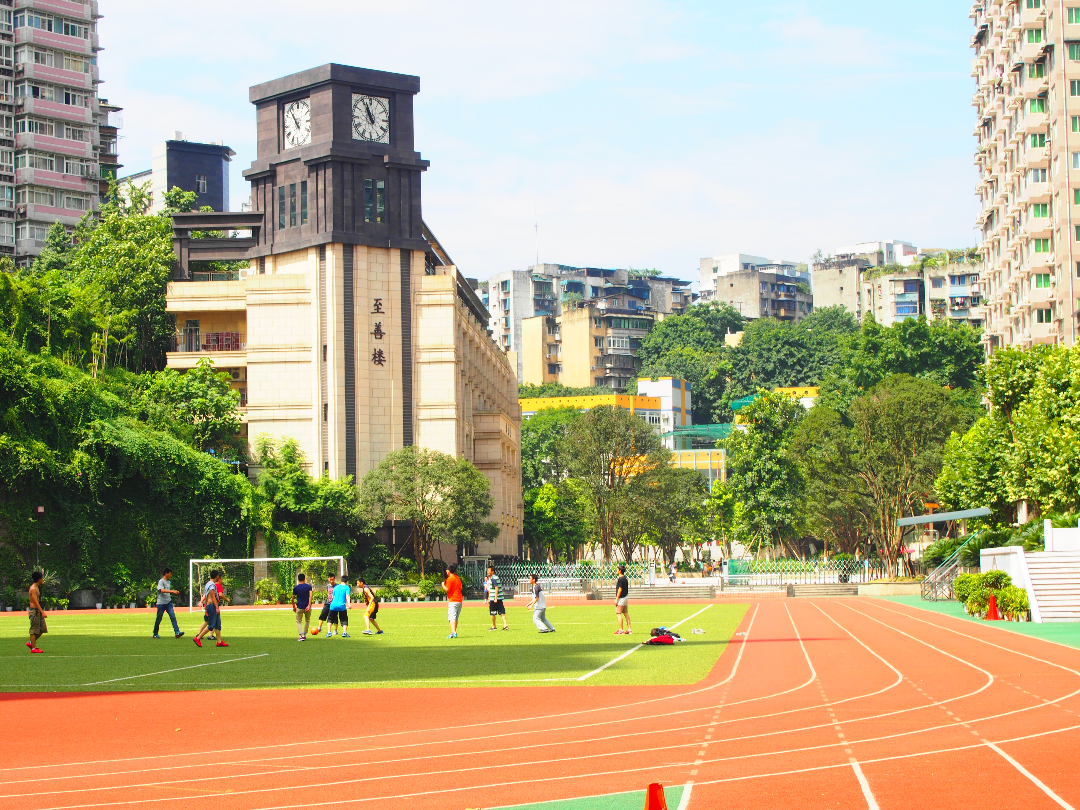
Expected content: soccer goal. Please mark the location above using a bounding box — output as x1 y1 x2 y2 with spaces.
187 557 347 612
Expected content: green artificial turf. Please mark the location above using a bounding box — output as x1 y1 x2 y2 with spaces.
0 601 746 692
492 784 685 810
880 595 1080 649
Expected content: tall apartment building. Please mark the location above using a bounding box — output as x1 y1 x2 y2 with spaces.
120 135 235 213
972 0 1077 350
698 254 813 322
9 0 114 265
521 303 654 390
488 263 691 380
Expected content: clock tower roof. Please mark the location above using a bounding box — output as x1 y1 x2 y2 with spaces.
249 63 420 105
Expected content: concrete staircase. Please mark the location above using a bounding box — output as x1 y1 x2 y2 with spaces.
1025 552 1080 622
594 585 715 600
791 584 859 597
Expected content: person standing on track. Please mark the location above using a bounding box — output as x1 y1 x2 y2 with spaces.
328 575 351 638
527 573 554 633
152 567 184 639
443 564 463 639
27 571 47 653
486 565 508 631
357 577 383 636
292 573 313 641
614 564 632 635
310 572 337 636
194 570 228 648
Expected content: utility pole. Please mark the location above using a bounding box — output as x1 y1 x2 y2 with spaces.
34 506 44 569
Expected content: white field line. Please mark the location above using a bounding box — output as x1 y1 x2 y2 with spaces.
29 722 1080 810
577 604 713 680
676 781 693 810
82 654 268 686
985 741 1076 810
849 759 881 810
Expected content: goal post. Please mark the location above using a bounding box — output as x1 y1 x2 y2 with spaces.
187 556 347 612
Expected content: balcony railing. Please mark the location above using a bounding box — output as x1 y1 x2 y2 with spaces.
191 270 240 282
169 329 246 353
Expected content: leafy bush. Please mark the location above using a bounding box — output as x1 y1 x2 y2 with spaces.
997 585 1029 619
923 537 964 569
254 578 283 605
953 572 979 603
965 583 992 615
417 576 443 598
376 579 407 600
980 570 1012 590
41 597 68 610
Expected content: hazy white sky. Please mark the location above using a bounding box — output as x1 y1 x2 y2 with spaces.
102 1 977 281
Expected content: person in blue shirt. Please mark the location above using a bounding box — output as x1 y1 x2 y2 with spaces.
328 575 352 638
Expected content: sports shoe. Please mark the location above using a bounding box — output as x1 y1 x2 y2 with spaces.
193 637 203 648
614 630 625 635
216 641 229 647
341 633 350 638
488 627 498 631
153 634 160 639
175 632 185 639
362 630 372 635
297 636 305 641
502 626 510 630
30 647 43 653
25 641 32 649
446 633 458 639
376 630 384 635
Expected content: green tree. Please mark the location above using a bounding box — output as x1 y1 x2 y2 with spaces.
523 482 589 562
520 407 580 491
559 405 669 561
722 390 806 555
935 415 1014 526
645 465 708 565
142 358 243 456
519 382 611 399
703 479 736 557
359 445 498 575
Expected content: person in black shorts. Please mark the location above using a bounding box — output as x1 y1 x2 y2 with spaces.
486 565 508 631
357 577 383 636
310 572 336 637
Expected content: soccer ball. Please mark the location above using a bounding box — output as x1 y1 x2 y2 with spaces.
310 627 320 635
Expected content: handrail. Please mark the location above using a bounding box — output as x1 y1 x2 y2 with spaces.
921 530 981 602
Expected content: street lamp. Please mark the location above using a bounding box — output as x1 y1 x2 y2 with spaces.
34 506 45 570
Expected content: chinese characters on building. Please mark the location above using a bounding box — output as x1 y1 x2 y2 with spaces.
372 300 385 366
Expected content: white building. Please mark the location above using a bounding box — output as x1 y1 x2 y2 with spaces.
698 253 808 300
833 240 920 267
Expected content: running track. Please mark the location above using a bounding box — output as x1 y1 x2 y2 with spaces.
3 598 1080 810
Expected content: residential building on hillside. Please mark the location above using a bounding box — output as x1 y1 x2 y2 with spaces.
520 304 654 391
971 1 1077 350
11 1 116 264
833 240 921 267
697 253 809 303
488 263 692 380
162 64 523 560
119 134 234 213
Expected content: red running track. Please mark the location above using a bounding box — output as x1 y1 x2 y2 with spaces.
2 598 1080 810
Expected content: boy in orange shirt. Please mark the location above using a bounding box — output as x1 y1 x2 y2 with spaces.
443 565 463 639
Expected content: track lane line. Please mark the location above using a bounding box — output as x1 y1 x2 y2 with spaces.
82 654 269 686
577 604 713 681
984 741 1076 810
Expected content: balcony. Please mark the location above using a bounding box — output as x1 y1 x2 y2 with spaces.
15 27 94 56
167 329 247 370
894 292 921 304
16 0 95 22
15 62 94 91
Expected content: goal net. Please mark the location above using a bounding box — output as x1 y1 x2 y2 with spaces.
187 556 347 612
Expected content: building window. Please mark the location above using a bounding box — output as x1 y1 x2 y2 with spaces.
1031 97 1046 112
1071 43 1080 60
903 280 919 293
896 304 919 315
1070 8 1080 23
278 186 285 230
1027 29 1043 45
289 182 296 227
1036 308 1053 323
1073 116 1080 133
195 174 207 194
1032 168 1047 182
1035 273 1052 288
931 278 944 288
364 178 386 223
594 337 603 348
1029 0 1042 8
63 194 88 211
607 336 630 350
300 180 308 225
1033 133 1047 148
1034 237 1051 252
1032 202 1049 217
1029 62 1045 78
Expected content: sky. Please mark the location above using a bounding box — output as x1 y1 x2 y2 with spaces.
101 0 978 283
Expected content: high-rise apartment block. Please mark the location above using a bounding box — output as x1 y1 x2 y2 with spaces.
487 263 691 381
698 253 813 322
9 0 118 265
972 0 1078 350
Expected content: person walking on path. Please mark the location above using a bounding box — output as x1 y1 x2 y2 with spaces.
194 570 228 648
614 564 632 635
27 571 47 653
152 568 184 639
443 564 463 639
328 575 351 638
357 577 383 636
668 561 677 583
310 572 337 636
292 573 313 640
527 574 554 633
486 565 509 631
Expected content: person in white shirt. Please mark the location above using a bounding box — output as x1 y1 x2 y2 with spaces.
527 574 554 633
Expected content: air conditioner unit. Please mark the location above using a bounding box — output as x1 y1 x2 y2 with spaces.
230 368 246 382
15 205 25 217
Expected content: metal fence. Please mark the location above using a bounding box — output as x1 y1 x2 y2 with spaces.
726 558 887 586
461 561 656 597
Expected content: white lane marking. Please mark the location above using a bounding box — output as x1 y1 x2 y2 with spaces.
676 781 693 810
1 604 763 776
577 605 713 681
985 742 1076 810
82 654 268 686
849 759 880 810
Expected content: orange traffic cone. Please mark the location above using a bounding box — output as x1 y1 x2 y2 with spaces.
644 783 668 810
986 593 1002 621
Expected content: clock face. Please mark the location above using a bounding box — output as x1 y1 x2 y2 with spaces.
352 94 390 144
283 99 311 148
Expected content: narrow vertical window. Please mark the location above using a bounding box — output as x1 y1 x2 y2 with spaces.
376 179 385 223
278 186 285 230
364 178 374 222
289 182 296 227
300 180 308 225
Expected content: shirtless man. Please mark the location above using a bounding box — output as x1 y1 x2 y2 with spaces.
27 572 47 653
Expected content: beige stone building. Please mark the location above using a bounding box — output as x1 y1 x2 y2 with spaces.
972 1 1079 351
165 64 522 558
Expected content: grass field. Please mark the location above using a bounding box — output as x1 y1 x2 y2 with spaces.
0 600 745 692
